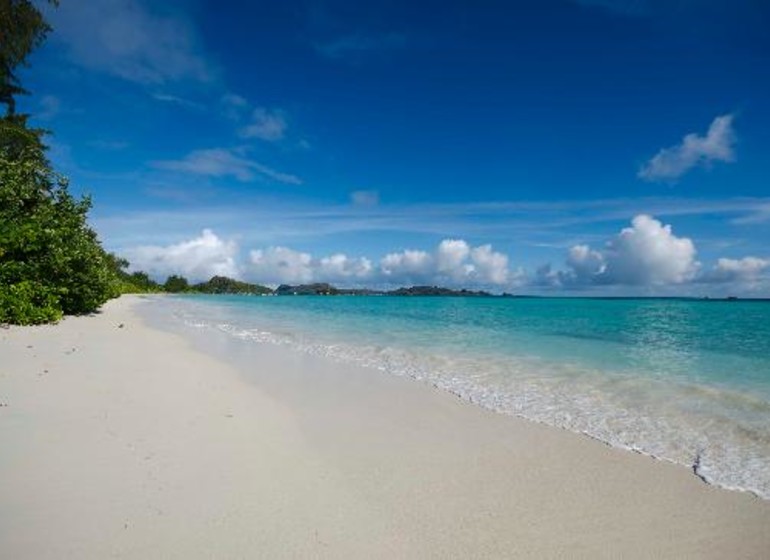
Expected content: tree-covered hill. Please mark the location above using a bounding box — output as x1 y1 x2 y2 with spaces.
192 276 272 295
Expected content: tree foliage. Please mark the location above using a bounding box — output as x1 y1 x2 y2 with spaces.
0 147 120 323
163 275 190 293
193 275 272 295
0 0 120 325
0 0 57 114
1 0 58 157
108 255 163 294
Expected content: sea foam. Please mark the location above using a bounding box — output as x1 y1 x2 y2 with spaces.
157 295 770 499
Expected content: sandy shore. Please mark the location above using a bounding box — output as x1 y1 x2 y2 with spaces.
1 295 769 559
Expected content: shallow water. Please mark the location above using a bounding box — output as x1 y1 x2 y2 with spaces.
146 294 770 499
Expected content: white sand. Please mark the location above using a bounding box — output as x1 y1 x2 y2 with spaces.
1 295 769 559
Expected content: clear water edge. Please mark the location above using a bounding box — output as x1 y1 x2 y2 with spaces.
142 294 770 500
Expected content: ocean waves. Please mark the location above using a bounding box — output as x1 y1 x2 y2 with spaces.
160 295 770 499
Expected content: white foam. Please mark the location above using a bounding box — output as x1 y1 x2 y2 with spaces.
170 304 770 500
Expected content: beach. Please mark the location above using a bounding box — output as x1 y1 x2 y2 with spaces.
2 295 770 559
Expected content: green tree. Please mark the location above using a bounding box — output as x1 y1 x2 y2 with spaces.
193 275 272 295
163 275 190 293
126 271 161 292
1 0 58 156
0 147 120 323
0 0 119 324
104 254 163 294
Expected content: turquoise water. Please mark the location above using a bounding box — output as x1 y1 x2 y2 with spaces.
151 295 770 498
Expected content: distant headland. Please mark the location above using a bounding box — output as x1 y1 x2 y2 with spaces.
153 276 499 297
128 274 763 301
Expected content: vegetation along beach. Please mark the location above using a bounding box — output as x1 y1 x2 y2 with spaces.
2 1 770 558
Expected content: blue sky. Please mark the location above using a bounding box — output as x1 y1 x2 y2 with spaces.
20 0 770 293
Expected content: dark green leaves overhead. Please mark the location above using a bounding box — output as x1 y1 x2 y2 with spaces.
0 0 58 115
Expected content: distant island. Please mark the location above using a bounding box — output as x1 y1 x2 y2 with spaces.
195 276 273 295
144 276 500 297
273 283 494 297
117 275 762 301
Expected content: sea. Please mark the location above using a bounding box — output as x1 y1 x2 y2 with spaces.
143 294 770 499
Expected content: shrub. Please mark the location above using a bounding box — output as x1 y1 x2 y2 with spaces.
163 275 190 293
0 147 119 323
0 280 62 325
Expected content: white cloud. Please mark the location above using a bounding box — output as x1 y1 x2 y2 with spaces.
248 247 372 285
48 0 211 84
436 239 471 277
638 114 736 182
380 249 433 282
600 215 699 284
470 245 510 285
350 190 380 207
566 244 606 282
249 247 314 284
152 148 302 185
702 257 770 283
239 108 287 141
244 239 513 288
115 222 767 294
533 264 562 288
380 240 512 286
124 229 238 282
319 254 374 280
550 215 700 287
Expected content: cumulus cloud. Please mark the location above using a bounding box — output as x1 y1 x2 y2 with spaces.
380 240 512 286
701 257 770 284
436 240 471 277
152 148 302 185
118 225 767 293
124 229 238 282
244 239 514 288
566 244 606 282
249 247 314 284
319 254 374 280
638 114 736 182
532 264 562 288
380 249 433 282
239 108 287 141
598 215 699 284
471 245 511 285
48 0 211 84
248 247 372 285
543 215 699 287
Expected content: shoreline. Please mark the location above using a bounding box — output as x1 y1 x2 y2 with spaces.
2 295 770 558
152 293 770 501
